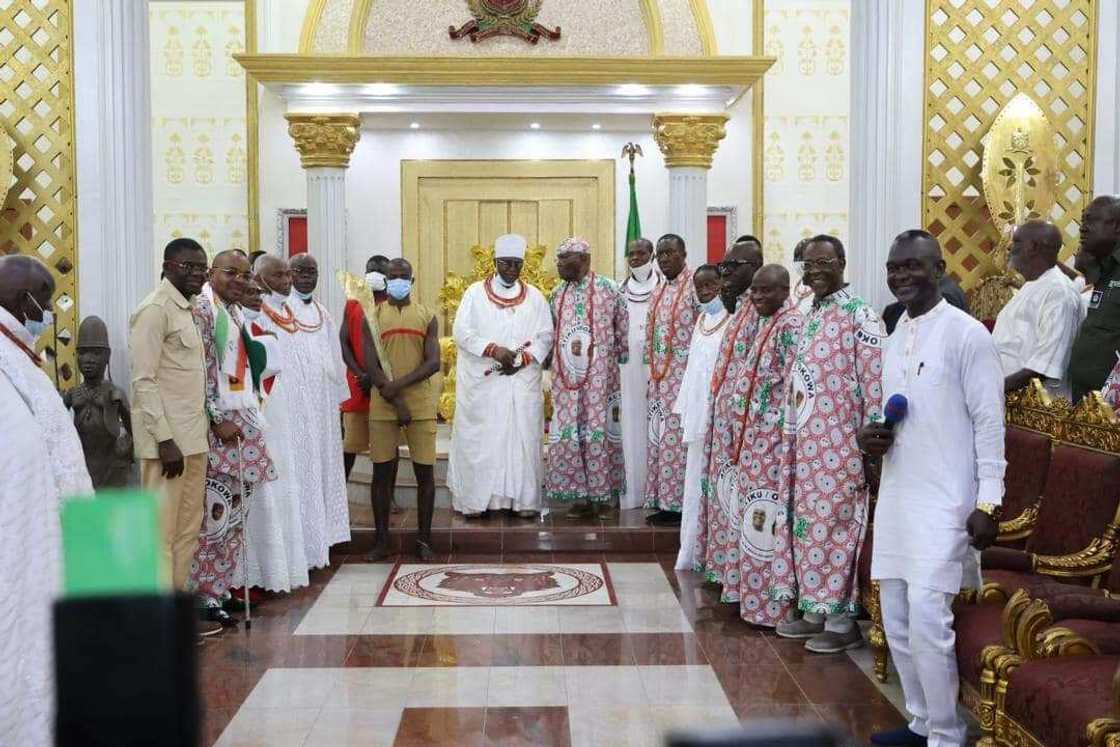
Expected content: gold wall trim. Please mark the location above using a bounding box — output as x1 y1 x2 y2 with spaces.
752 0 764 237
245 0 260 253
688 0 718 56
236 54 774 86
348 0 374 55
638 0 664 56
298 0 328 54
0 0 79 385
921 0 1098 289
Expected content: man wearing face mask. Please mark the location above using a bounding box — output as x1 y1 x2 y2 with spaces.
619 237 660 510
237 277 309 595
0 255 94 746
671 264 728 570
271 253 351 568
339 254 391 481
129 238 212 612
644 233 702 526
365 258 441 560
694 237 764 587
448 234 554 519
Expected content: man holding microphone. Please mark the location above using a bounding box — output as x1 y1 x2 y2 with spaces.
860 229 1006 747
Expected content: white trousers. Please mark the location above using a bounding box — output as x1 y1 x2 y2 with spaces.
880 578 966 747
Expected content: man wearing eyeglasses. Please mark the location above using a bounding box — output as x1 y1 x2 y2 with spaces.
129 238 219 636
770 234 885 654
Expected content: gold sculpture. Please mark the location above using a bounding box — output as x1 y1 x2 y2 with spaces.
970 93 1059 321
436 243 559 421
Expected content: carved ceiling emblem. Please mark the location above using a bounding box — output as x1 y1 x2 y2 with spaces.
449 0 561 45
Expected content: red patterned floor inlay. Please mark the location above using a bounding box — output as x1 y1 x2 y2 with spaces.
378 563 615 607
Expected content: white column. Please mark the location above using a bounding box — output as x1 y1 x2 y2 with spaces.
285 113 361 322
306 167 348 320
653 114 729 268
74 0 155 385
848 0 925 312
1094 0 1120 196
667 167 710 267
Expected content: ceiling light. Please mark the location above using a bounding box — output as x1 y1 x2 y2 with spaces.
675 84 709 97
530 122 541 129
300 82 337 96
364 83 401 96
591 123 602 130
616 84 651 97
409 122 420 129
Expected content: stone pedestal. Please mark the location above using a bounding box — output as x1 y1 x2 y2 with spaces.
653 113 728 267
285 113 361 320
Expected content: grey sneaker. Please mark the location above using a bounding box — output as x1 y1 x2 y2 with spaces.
805 626 865 653
775 618 825 639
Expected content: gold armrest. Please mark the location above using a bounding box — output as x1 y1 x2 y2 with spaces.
998 499 1041 543
1032 524 1120 580
1086 718 1120 747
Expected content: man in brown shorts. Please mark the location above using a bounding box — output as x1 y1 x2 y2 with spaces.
365 257 440 560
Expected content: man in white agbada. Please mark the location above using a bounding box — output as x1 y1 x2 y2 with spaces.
259 254 350 568
0 256 94 747
672 264 729 569
238 264 309 593
449 233 554 517
862 231 1005 747
992 220 1084 399
619 237 660 509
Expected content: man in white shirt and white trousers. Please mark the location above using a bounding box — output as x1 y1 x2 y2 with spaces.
992 220 1084 399
448 234 555 517
861 230 1006 747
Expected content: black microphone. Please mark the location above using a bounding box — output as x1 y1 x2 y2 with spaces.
882 393 909 431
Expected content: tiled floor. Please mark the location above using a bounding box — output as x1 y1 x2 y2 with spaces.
199 549 918 746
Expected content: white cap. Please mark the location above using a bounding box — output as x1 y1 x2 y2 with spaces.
495 233 527 260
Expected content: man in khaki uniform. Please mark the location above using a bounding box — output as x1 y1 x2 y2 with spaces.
366 257 441 561
129 238 211 601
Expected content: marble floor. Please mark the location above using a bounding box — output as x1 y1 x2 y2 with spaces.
198 546 929 747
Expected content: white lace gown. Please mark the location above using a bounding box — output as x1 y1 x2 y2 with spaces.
288 298 352 568
238 316 310 592
619 275 659 509
672 310 729 570
1 310 93 747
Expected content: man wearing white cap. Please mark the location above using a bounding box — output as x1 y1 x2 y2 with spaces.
546 237 629 516
448 234 554 518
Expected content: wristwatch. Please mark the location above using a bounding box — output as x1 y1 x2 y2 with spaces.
975 502 1003 520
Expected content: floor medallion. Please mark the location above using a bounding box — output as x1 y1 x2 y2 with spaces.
378 563 616 607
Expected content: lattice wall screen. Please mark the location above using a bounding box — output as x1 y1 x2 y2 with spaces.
0 0 78 385
922 0 1096 289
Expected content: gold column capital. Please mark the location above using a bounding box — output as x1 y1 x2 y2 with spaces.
284 113 361 168
652 113 729 169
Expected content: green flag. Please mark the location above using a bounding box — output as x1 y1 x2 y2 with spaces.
625 170 641 251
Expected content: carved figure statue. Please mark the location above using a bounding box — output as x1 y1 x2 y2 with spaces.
62 316 133 488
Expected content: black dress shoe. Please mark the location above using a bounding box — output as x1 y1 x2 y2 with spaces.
870 726 927 746
203 606 240 628
648 510 682 527
415 540 435 561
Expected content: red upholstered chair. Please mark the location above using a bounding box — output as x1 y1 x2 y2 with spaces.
980 442 1120 599
999 655 1120 747
995 424 1052 549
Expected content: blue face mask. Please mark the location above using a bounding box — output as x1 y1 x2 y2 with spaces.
23 292 54 341
701 297 724 316
293 289 314 302
386 278 412 301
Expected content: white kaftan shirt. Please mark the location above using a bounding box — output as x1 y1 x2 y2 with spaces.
448 278 554 513
992 265 1084 398
872 300 1006 593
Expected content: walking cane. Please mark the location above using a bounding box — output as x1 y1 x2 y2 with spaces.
236 436 252 631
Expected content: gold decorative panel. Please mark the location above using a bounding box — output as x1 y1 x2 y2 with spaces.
0 0 78 386
922 0 1097 289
